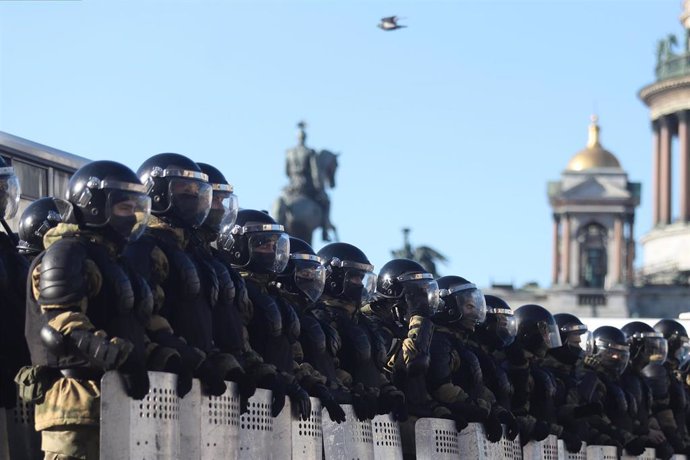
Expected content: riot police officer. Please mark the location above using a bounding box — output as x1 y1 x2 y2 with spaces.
644 319 690 455
584 326 647 456
0 160 30 412
505 304 567 446
24 160 153 459
16 197 71 259
224 208 312 420
427 275 510 442
125 153 228 398
270 236 346 423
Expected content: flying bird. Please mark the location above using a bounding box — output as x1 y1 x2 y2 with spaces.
378 16 407 31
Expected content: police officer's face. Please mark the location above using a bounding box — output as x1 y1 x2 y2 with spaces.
112 199 137 217
567 332 582 347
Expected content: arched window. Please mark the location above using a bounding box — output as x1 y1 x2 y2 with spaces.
577 223 608 288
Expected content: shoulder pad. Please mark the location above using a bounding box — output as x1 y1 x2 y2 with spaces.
278 298 300 342
300 314 327 354
341 322 371 363
37 239 88 306
210 258 235 306
246 281 282 337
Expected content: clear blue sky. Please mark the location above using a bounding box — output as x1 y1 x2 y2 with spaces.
0 0 680 288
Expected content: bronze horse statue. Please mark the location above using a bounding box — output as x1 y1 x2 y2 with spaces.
272 149 339 246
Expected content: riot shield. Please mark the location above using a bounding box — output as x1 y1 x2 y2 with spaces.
6 395 41 460
414 417 460 460
371 413 403 460
522 433 559 460
585 445 619 460
180 380 240 460
238 388 273 459
621 447 656 460
322 403 374 460
557 439 586 460
100 371 180 460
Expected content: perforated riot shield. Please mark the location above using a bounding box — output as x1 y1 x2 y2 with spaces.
291 397 322 459
585 445 619 460
238 388 273 459
371 413 403 460
414 417 460 460
457 422 501 459
179 380 240 460
621 447 656 460
557 439 586 460
100 371 180 460
523 434 559 460
6 396 41 460
322 403 374 460
498 424 522 459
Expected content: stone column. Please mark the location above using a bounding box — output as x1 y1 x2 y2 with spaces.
680 111 690 222
552 215 560 286
652 120 660 226
561 214 571 286
626 217 635 284
613 215 623 285
660 116 673 225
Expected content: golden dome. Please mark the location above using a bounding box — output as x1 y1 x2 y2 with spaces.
565 116 622 171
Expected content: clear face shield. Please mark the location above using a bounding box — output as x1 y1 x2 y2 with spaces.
247 231 290 274
168 177 212 228
205 185 239 232
495 313 518 347
642 335 668 364
292 256 327 303
538 319 563 349
106 190 152 242
0 168 20 220
343 269 378 305
675 337 690 363
403 279 441 315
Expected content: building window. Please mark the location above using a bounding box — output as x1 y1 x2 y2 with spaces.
53 169 72 200
13 159 47 200
578 223 608 288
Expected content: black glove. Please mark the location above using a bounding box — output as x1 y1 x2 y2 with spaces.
532 421 550 441
119 357 150 400
452 402 489 423
286 381 311 421
237 373 258 414
379 384 408 422
311 384 346 423
161 353 193 398
484 412 504 443
351 383 378 421
572 401 603 418
655 441 675 460
562 431 583 453
496 408 519 441
266 374 287 417
196 359 227 397
624 437 647 456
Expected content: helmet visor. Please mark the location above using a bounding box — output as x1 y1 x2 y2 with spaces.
643 336 668 364
168 178 212 228
294 260 326 303
0 173 20 220
247 232 290 273
597 344 630 376
495 314 517 347
106 190 152 242
403 279 441 314
343 269 377 304
675 338 690 362
205 191 239 232
537 319 563 349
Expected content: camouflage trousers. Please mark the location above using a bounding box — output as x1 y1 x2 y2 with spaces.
42 425 99 460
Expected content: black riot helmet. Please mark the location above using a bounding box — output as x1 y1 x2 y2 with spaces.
621 321 667 369
513 304 562 358
585 326 630 376
432 275 486 331
318 242 377 306
474 295 517 349
549 313 588 365
17 197 72 255
67 160 151 243
223 209 289 274
0 157 20 220
196 163 239 235
654 319 690 364
377 258 440 323
137 153 212 229
274 237 326 306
